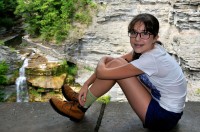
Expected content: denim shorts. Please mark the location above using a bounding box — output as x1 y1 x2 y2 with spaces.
144 98 183 131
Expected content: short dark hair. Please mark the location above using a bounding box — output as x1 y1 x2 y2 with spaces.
128 13 159 37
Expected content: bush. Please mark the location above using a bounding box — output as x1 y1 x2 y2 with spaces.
0 61 8 75
0 61 8 85
0 76 7 85
15 0 97 43
75 11 92 25
66 75 75 84
0 41 5 46
60 60 68 72
67 64 78 76
60 60 78 85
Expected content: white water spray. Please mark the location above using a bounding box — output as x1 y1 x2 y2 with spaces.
16 58 29 102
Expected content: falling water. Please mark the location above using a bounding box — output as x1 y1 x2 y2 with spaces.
16 58 29 102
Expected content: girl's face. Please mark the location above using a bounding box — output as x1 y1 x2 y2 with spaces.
130 21 158 54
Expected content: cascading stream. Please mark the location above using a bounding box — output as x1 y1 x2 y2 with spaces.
16 58 29 102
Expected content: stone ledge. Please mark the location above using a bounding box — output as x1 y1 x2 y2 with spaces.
0 101 199 132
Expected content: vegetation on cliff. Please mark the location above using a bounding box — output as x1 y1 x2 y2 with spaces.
0 61 8 85
14 0 97 43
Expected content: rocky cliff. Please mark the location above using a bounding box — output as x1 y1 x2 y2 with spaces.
66 0 200 101
20 0 200 101
0 45 22 82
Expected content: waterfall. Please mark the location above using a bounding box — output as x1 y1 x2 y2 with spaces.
16 58 29 102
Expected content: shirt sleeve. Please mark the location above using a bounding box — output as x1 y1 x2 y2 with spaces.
130 53 158 76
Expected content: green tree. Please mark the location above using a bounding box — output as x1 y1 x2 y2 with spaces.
15 0 96 43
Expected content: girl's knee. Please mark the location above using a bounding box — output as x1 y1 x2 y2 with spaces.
106 58 127 68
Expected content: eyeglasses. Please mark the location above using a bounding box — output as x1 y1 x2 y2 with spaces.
128 30 153 40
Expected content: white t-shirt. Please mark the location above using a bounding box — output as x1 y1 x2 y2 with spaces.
131 44 187 113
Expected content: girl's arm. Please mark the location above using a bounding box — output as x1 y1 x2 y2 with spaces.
96 56 143 80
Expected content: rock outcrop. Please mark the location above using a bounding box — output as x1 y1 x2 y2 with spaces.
26 54 67 89
0 45 22 83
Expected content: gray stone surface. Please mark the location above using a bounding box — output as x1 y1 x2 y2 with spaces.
0 102 101 132
0 101 199 132
100 102 200 132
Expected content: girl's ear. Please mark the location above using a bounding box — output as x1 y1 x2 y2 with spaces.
153 35 159 43
155 35 159 40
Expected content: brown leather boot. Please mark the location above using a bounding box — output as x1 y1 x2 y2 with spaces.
62 84 79 102
49 97 87 122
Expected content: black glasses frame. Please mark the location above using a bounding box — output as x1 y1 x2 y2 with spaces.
128 31 153 40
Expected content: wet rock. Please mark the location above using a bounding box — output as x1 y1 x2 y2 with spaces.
25 54 67 89
27 73 66 89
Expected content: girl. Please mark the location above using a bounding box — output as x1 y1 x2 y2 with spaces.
50 13 187 131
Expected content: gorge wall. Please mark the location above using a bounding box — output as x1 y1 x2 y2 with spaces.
66 0 200 101
21 0 200 101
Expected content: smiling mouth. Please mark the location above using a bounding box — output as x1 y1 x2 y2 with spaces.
134 44 144 48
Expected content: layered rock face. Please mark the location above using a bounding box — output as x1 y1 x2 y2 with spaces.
69 0 200 67
20 0 200 101
26 54 67 89
66 0 200 100
0 45 22 82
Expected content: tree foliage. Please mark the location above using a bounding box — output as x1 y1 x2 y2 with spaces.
0 0 18 29
15 0 96 43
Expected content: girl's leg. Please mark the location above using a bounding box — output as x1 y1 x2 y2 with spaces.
89 78 115 97
89 58 151 123
117 77 151 123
